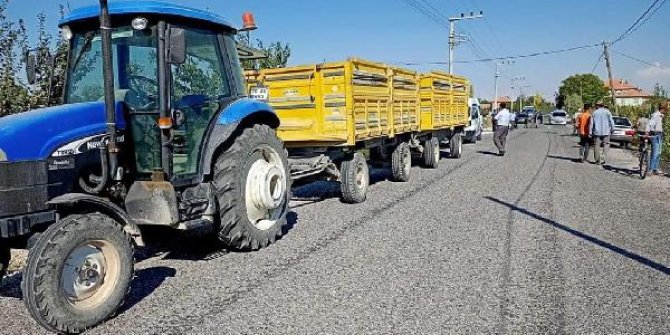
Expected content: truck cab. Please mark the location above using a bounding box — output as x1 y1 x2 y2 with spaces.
464 97 483 142
0 2 290 333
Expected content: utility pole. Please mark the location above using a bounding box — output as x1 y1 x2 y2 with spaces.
448 11 484 74
602 41 617 113
493 60 514 112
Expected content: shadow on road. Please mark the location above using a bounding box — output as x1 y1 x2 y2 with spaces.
118 266 177 313
602 165 641 178
0 273 23 299
485 196 670 276
291 168 391 207
546 154 582 163
477 150 500 156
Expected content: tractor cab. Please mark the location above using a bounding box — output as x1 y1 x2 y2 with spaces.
58 2 247 182
1 2 289 333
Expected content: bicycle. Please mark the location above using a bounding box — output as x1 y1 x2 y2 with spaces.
638 134 651 179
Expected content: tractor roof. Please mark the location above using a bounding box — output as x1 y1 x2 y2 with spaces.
59 1 236 30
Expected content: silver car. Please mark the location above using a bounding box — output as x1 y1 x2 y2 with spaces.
550 111 567 125
611 116 635 148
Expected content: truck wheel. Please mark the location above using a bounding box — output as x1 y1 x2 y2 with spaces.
423 137 440 168
21 213 134 334
450 133 463 158
340 152 369 204
212 124 290 251
391 142 411 182
0 246 9 280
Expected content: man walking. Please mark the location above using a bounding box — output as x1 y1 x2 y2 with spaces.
494 102 512 156
646 103 667 175
577 103 593 162
589 101 615 165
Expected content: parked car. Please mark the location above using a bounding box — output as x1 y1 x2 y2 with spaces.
550 110 568 125
515 112 529 124
611 116 635 148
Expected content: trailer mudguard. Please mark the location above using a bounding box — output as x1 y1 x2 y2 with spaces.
200 98 279 176
47 193 144 246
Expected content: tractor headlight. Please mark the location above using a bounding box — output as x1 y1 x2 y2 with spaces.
0 148 7 162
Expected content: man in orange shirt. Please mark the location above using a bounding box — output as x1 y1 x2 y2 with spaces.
576 103 593 162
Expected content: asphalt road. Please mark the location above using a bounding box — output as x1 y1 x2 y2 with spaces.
2 125 669 334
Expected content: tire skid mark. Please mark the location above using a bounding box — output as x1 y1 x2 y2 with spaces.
497 129 553 334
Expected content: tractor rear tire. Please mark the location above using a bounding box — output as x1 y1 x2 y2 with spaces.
450 133 463 158
212 124 291 251
423 137 440 168
21 213 134 334
0 246 9 281
391 142 411 182
340 153 369 204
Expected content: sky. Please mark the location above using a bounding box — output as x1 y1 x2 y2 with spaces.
6 0 670 101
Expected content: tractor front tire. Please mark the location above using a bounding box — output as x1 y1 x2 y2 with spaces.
340 153 369 204
391 142 412 182
21 213 134 334
423 137 440 168
212 124 291 251
450 133 463 158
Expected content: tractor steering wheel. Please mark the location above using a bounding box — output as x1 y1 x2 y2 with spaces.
126 74 159 110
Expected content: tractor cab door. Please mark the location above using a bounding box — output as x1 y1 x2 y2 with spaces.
169 26 240 183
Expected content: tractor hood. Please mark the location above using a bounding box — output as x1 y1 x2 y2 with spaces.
0 102 126 162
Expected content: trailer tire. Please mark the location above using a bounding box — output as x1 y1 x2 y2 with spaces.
21 213 134 334
340 153 369 204
212 124 290 251
391 142 411 182
423 137 440 168
450 133 463 158
0 246 9 280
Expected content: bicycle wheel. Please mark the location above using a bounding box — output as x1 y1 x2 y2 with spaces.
639 150 649 179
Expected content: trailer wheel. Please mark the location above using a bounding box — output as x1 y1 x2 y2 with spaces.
340 152 369 204
212 124 290 251
450 133 463 158
21 213 134 334
391 142 411 182
0 246 9 280
423 137 440 168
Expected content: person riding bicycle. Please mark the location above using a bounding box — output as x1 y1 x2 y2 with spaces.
645 103 667 176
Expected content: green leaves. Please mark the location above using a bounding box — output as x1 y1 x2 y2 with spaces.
0 1 67 116
558 73 609 106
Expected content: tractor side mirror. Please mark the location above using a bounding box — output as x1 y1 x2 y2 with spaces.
167 27 186 64
25 52 37 85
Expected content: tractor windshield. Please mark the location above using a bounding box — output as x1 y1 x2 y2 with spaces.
65 25 158 111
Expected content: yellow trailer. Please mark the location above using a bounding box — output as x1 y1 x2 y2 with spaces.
250 58 471 203
419 71 471 158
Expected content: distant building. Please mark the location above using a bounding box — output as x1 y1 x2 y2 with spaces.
604 79 651 107
481 96 512 114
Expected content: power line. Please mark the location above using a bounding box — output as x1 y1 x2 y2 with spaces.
400 0 449 29
397 43 600 65
612 0 664 44
625 0 668 39
613 50 669 69
590 52 604 73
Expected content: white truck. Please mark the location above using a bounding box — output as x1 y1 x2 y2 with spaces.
464 98 483 142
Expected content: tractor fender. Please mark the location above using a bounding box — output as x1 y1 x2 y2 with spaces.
200 98 280 176
47 193 144 246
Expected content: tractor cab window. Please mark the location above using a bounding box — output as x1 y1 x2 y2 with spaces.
170 27 231 177
65 26 158 111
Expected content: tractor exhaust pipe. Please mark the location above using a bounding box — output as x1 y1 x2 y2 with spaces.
99 0 119 182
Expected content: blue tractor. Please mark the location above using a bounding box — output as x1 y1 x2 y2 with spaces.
0 1 290 332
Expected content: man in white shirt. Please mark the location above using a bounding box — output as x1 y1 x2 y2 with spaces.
646 104 667 175
493 102 512 156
